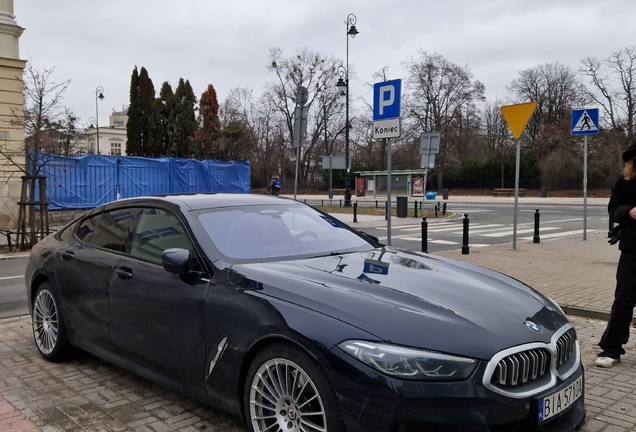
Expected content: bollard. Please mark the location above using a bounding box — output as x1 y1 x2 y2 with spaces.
376 200 378 209
5 230 11 253
443 202 447 215
414 200 418 218
609 215 614 238
353 200 358 223
533 209 540 244
340 199 342 207
434 203 438 218
304 199 307 204
321 199 324 207
421 217 428 253
462 213 470 255
385 201 388 221
420 201 422 210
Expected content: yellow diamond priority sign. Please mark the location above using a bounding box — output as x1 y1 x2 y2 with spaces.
501 102 537 140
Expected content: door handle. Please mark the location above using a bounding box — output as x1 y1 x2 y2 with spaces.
60 251 75 261
115 267 133 280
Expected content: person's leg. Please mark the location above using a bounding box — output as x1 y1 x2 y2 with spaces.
599 252 636 358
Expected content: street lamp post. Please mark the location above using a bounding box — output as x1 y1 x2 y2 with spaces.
335 13 358 207
95 86 104 154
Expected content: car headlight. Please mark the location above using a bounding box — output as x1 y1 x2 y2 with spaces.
338 340 478 381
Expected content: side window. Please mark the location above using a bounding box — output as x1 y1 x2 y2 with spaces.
75 213 102 243
88 208 141 253
130 208 198 268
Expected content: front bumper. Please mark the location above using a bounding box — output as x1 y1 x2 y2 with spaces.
326 350 585 432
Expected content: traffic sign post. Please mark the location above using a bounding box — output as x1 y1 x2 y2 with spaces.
373 79 402 245
419 132 440 194
501 102 538 250
572 108 599 240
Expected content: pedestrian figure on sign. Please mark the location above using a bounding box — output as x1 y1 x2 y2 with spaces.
582 113 591 130
596 140 636 368
267 175 281 196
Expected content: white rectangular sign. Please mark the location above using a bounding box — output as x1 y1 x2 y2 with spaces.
419 132 441 155
321 155 348 169
373 118 401 139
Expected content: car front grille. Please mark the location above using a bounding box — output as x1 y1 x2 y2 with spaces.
483 325 580 398
491 347 550 387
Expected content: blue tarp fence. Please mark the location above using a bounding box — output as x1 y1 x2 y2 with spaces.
32 153 251 210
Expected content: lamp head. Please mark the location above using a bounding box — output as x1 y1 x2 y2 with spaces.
336 77 346 88
98 92 105 101
348 25 359 38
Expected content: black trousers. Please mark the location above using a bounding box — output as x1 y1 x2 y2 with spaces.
599 251 636 356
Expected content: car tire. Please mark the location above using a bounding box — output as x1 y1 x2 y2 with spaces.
244 342 343 432
32 282 72 362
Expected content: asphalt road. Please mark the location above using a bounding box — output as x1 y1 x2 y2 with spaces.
364 201 609 252
0 256 28 318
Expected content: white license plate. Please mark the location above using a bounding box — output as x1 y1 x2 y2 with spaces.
538 375 583 422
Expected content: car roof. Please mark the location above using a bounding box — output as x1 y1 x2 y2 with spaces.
105 193 300 212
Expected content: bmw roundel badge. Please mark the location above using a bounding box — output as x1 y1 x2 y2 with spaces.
525 320 541 332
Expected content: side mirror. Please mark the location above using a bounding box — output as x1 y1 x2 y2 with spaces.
161 248 191 275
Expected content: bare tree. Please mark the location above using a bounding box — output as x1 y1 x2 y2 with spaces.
0 63 70 246
266 47 344 189
581 45 636 140
482 99 512 187
219 87 277 186
508 62 584 142
403 51 485 190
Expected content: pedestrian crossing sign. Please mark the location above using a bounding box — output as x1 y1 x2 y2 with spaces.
571 108 599 135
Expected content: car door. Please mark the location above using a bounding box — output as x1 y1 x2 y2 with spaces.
54 208 141 345
109 207 209 387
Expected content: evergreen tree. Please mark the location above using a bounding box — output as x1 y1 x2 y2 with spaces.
150 82 173 157
167 78 197 158
126 67 142 155
138 67 156 156
195 84 220 158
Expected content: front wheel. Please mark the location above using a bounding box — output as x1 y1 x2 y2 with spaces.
244 342 343 432
32 282 72 362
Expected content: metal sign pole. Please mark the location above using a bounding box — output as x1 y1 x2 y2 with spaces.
294 134 300 200
329 156 333 207
583 135 588 240
387 138 392 246
513 138 521 250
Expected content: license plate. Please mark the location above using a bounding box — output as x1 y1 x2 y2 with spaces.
538 375 583 422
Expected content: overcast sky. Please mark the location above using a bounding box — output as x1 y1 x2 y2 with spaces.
13 0 635 128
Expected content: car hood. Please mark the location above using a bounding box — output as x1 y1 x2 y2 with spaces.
229 248 568 360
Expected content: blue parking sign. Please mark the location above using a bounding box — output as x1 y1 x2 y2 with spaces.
373 79 401 120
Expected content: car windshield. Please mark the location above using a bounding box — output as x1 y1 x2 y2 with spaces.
196 204 374 261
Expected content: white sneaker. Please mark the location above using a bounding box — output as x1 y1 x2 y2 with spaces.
595 356 619 368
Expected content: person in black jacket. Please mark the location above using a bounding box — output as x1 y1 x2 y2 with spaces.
596 140 636 368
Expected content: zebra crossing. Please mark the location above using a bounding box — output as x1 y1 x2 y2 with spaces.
377 218 594 247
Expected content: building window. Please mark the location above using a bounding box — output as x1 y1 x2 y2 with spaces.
110 142 122 156
114 119 124 127
89 140 96 154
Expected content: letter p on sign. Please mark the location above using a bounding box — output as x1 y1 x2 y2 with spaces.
379 86 394 115
373 79 401 121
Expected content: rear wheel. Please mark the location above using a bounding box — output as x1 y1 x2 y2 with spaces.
32 282 72 361
244 342 343 432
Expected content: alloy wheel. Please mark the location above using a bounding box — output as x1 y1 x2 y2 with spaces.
249 358 327 432
33 289 58 355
